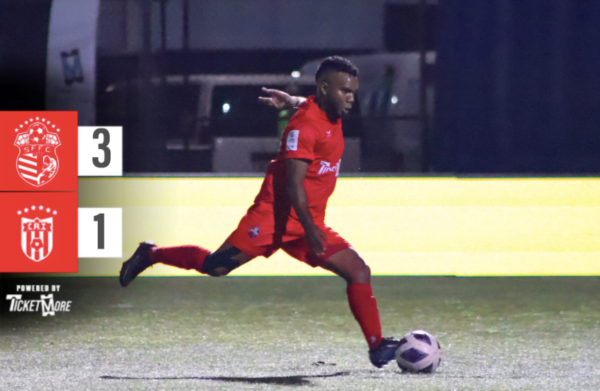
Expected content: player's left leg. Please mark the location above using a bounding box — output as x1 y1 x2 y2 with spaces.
282 235 383 349
320 248 400 368
320 248 382 347
283 230 399 367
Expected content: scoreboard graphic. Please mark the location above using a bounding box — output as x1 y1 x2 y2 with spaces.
0 111 123 273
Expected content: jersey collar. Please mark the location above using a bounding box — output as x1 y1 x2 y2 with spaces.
306 96 341 125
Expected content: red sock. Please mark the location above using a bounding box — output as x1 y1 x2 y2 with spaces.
347 283 384 349
149 245 211 274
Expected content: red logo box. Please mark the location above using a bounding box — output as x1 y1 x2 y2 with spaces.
0 192 78 273
0 111 78 191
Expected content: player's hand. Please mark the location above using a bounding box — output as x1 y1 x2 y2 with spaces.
304 223 329 257
258 87 293 111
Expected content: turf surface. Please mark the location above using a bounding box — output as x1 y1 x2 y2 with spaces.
1 276 600 390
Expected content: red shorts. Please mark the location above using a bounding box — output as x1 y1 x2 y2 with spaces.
226 208 351 268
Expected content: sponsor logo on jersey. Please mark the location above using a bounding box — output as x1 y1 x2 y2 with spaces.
318 159 341 176
286 130 299 151
14 118 61 187
326 130 331 137
18 205 58 262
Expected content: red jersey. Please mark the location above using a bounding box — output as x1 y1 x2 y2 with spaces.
248 96 344 235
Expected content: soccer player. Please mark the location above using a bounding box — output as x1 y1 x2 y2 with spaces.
119 56 401 368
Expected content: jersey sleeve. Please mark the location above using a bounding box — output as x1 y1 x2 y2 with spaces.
282 126 319 161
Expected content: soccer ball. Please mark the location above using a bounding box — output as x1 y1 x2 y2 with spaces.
395 329 441 373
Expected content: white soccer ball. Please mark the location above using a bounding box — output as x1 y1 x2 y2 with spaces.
395 329 442 373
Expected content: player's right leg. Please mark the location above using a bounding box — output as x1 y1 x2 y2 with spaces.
119 241 254 287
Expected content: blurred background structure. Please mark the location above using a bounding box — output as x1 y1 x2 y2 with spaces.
1 0 599 174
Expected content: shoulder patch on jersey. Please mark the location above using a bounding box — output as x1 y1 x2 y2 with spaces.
286 130 299 151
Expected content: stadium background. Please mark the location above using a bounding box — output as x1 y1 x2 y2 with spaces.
2 1 600 389
3 0 600 174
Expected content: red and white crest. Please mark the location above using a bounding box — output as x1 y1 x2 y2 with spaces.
14 120 61 187
19 205 57 262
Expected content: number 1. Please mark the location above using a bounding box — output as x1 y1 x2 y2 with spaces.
93 213 105 249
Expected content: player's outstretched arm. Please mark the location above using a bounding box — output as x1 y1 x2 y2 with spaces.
286 158 329 256
258 87 306 111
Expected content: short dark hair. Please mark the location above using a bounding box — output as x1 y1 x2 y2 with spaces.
315 56 358 82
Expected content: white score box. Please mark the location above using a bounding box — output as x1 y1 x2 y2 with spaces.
78 126 123 176
78 208 122 258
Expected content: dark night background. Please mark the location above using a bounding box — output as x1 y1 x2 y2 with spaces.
1 0 600 174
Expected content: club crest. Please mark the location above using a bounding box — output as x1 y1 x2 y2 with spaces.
248 226 260 239
18 205 57 262
14 118 61 187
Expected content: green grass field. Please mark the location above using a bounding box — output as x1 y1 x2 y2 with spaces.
1 276 600 390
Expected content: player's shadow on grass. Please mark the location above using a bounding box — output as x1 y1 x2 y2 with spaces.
101 371 349 386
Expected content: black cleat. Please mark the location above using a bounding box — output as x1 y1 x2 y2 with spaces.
119 241 156 287
369 337 401 368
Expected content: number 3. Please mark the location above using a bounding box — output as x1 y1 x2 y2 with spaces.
93 128 111 168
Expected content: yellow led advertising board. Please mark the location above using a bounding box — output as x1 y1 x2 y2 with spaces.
75 177 600 277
